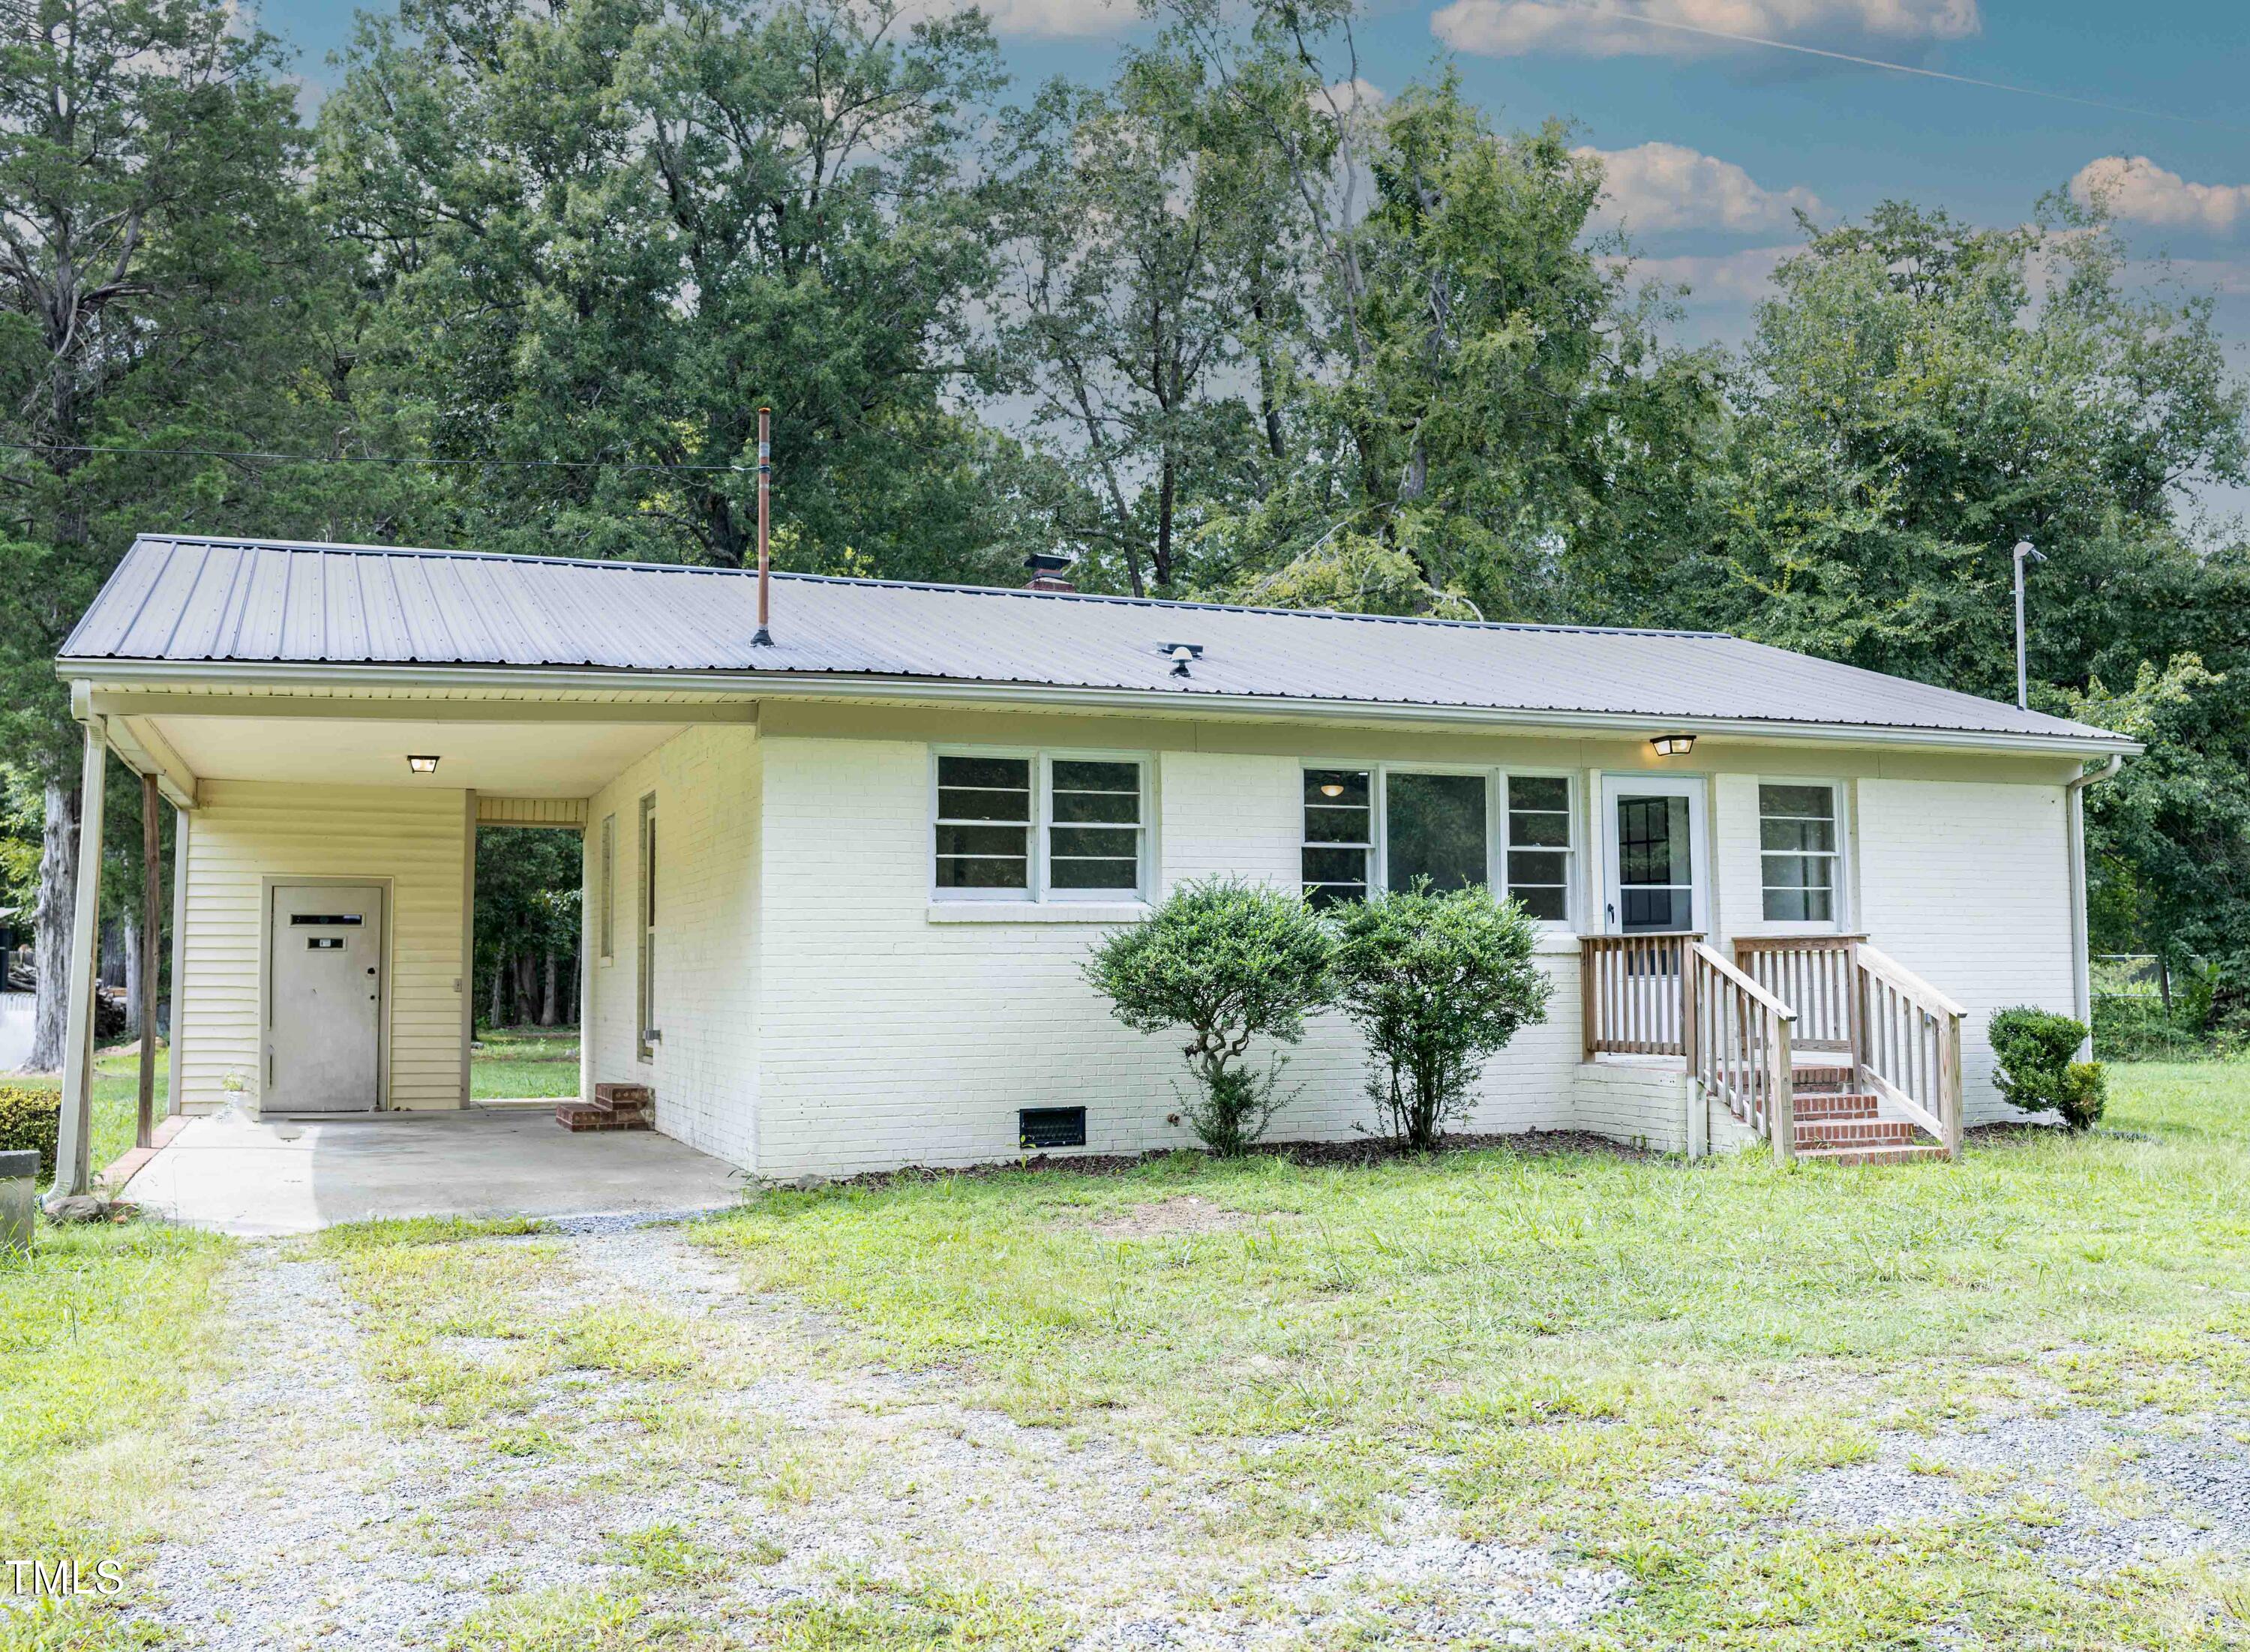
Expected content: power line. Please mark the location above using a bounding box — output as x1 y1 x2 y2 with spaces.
1576 1 2249 134
0 439 751 474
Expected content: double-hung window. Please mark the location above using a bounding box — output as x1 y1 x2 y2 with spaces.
1759 782 1842 923
1301 765 1576 923
933 751 1148 901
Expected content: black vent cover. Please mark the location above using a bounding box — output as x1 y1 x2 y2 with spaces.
1018 1107 1087 1150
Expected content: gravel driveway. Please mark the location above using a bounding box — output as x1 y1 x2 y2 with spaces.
134 1221 2250 1650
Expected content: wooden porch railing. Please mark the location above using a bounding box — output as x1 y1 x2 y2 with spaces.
1580 933 1699 1057
1732 935 1865 1052
1852 943 1966 1159
1732 936 1966 1160
1582 930 1967 1162
1686 941 1797 1162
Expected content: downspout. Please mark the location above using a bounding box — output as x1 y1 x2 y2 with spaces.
2066 755 2124 1057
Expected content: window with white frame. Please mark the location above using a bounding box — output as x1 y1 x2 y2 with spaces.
1301 769 1373 907
1759 782 1841 923
1300 766 1575 922
933 751 1147 901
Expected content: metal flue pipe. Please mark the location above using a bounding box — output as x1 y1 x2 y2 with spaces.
752 406 774 647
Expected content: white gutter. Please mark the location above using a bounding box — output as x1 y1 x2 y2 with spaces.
57 657 2144 761
2066 754 2126 1053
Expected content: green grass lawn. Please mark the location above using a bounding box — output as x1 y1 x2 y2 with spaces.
0 1220 227 1648
11 1044 170 1190
692 1060 2250 1647
470 1025 580 1099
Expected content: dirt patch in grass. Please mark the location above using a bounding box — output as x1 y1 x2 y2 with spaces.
1078 1194 1278 1239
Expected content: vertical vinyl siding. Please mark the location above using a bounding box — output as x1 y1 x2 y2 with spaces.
179 781 469 1111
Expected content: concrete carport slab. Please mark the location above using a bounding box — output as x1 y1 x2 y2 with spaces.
119 1108 748 1236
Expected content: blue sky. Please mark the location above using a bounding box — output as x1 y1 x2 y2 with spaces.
262 0 2248 512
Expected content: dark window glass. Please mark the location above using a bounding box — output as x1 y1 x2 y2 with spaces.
1386 772 1487 893
1303 769 1372 903
937 755 1030 890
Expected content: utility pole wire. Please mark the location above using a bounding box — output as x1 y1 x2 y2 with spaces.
0 440 752 474
1571 1 2249 133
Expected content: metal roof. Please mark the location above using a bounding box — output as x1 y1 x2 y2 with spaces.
61 534 2132 751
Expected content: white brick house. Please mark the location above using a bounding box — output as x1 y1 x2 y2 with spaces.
50 535 2138 1183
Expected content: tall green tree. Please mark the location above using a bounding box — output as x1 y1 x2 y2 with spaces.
0 0 310 1069
319 0 1018 579
1664 202 2250 981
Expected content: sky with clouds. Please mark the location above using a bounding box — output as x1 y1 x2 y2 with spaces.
261 0 2248 506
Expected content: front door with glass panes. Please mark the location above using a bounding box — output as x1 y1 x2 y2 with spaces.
1598 774 1706 934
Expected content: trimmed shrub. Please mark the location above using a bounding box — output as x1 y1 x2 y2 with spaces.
1084 878 1337 1156
1330 884 1552 1151
1990 1006 2104 1131
0 1084 62 1181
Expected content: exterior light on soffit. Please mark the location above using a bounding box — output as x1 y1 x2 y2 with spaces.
407 754 441 774
1649 734 1696 758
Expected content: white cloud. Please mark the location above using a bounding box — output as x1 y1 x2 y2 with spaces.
1618 243 1798 302
2072 156 2250 238
1577 142 1821 234
1316 77 1387 113
1432 0 1978 59
904 0 1125 37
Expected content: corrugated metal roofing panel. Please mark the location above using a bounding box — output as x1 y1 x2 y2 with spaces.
58 534 2130 748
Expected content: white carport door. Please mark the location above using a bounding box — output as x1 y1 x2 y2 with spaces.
268 883 384 1114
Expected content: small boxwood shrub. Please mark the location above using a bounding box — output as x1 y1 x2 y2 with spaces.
0 1084 62 1180
1990 1006 2104 1131
1330 884 1553 1151
1084 877 1337 1156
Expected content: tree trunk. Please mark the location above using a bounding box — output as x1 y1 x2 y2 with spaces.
1154 454 1177 588
488 950 506 1030
27 781 77 1072
123 908 142 1037
100 916 127 990
514 952 536 1027
540 950 559 1027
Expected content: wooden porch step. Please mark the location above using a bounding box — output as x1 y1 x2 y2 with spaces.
1793 1117 1917 1149
1792 1142 1952 1167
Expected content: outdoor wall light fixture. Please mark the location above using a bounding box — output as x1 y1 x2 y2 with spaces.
407 754 441 774
1649 734 1696 757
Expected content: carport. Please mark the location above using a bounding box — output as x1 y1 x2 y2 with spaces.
117 1105 746 1236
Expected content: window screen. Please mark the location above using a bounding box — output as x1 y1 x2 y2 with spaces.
1301 769 1372 907
1760 784 1839 922
935 755 1033 892
1048 760 1142 894
1504 776 1571 922
1385 772 1487 893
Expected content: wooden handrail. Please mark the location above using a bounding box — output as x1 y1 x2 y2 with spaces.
1855 943 1970 1021
1689 941 1793 1018
1684 940 1797 1163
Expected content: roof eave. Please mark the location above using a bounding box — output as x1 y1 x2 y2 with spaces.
56 656 2144 760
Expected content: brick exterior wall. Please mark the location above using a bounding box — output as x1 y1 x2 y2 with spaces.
571 705 2085 1176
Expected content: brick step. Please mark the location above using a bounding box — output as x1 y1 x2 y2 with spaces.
1790 1091 1880 1120
1792 1065 1856 1092
1793 1142 1952 1167
554 1101 652 1133
1793 1118 1918 1148
592 1083 653 1116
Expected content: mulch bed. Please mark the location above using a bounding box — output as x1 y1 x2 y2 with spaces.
792 1129 1647 1195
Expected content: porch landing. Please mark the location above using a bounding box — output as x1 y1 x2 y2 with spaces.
117 1108 746 1237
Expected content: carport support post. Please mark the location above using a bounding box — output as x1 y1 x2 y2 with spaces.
166 806 189 1117
52 720 107 1201
137 772 160 1150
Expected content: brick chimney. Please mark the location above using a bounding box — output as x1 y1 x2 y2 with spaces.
1024 551 1076 593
